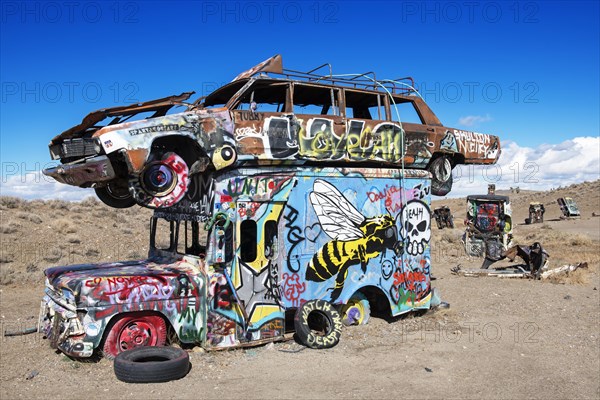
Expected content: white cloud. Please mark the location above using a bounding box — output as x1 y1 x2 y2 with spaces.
0 171 93 201
458 114 492 127
446 136 600 198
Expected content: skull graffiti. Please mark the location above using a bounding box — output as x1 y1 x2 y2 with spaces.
400 201 431 256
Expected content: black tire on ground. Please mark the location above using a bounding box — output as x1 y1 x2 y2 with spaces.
294 300 342 349
428 156 453 196
525 218 531 224
113 346 190 383
95 182 135 208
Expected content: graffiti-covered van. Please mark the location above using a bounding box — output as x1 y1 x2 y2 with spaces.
43 55 500 210
40 167 440 357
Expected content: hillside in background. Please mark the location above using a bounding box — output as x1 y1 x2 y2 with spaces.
0 179 598 285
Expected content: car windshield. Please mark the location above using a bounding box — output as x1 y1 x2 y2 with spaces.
202 80 248 108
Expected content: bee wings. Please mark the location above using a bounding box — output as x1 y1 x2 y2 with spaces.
309 179 365 241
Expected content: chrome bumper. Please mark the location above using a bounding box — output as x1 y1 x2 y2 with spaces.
42 155 116 187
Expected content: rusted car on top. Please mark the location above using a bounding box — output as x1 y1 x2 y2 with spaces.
43 55 501 207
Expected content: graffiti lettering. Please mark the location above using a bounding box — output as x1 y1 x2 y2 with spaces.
238 111 264 121
283 206 305 273
367 184 404 213
225 176 291 198
281 272 306 307
235 126 262 138
454 129 492 157
264 263 283 305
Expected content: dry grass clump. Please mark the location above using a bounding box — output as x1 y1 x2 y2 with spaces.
42 248 63 263
568 234 593 246
544 267 589 285
80 196 100 207
66 235 81 244
52 218 77 234
0 221 21 234
47 199 71 210
0 196 25 209
0 267 16 285
440 231 460 244
16 211 43 224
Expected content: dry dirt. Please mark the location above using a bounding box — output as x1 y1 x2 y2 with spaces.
0 181 599 399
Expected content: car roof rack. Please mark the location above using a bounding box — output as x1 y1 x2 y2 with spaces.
239 55 417 96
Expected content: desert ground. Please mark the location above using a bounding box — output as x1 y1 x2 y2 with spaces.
0 181 598 399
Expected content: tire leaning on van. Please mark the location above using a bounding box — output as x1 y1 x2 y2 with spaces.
113 346 190 383
294 300 343 349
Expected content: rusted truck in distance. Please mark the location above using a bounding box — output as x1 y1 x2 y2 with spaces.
43 55 501 208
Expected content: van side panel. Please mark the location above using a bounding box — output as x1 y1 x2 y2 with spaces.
207 167 432 347
280 169 432 315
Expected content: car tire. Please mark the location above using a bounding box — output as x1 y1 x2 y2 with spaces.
340 292 371 326
95 181 135 209
134 152 190 208
294 300 342 349
114 346 190 383
102 313 167 359
429 156 453 196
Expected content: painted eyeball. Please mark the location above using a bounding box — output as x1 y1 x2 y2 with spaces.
212 145 236 169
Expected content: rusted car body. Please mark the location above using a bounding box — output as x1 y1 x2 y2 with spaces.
463 195 513 259
433 206 454 229
525 202 545 224
557 197 580 218
43 55 501 207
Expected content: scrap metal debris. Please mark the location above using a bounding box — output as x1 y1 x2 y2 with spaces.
452 242 551 279
540 263 588 280
4 327 37 337
451 265 532 279
503 242 550 279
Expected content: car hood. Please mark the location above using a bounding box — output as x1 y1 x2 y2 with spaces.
44 256 203 306
49 92 195 144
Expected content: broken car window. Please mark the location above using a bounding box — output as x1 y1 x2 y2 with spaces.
293 84 340 116
388 98 424 124
345 90 384 120
235 81 289 113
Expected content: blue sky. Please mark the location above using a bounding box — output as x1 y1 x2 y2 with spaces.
1 0 599 199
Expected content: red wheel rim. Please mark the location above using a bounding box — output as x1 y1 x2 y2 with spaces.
118 320 158 352
103 314 167 358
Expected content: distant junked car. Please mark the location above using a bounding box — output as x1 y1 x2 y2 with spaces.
433 206 454 229
43 55 501 208
557 197 580 218
463 194 513 263
525 202 545 224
